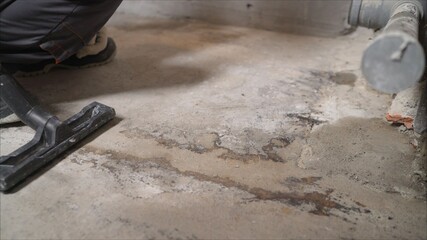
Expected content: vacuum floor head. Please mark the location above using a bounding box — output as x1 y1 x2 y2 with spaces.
0 73 115 191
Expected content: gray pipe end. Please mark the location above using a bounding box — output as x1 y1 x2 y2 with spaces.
362 32 425 93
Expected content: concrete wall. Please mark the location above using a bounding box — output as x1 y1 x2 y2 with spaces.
117 0 355 36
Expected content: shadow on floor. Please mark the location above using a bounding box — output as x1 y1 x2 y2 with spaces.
17 44 208 104
16 20 247 105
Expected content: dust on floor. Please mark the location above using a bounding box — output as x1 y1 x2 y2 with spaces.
1 15 426 239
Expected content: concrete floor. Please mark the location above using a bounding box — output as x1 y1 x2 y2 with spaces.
1 15 426 239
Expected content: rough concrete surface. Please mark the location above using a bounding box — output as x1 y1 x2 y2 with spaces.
117 0 353 37
1 15 426 239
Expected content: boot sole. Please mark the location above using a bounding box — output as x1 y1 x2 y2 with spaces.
14 49 117 78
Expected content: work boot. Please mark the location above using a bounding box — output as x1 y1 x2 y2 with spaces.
2 30 116 77
0 29 116 124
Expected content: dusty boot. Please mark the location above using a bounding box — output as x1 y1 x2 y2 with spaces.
2 28 117 77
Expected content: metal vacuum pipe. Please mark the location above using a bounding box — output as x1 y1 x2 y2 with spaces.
349 0 425 93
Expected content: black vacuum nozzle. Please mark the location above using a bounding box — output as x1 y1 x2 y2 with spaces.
0 73 115 191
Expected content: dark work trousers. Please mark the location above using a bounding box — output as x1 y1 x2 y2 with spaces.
0 0 122 64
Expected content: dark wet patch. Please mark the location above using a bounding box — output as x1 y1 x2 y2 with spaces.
217 151 268 163
80 146 369 217
354 201 366 208
283 176 322 186
193 172 360 216
300 69 356 87
261 137 291 162
247 187 344 216
330 71 357 86
121 128 212 154
215 134 291 163
301 176 323 184
285 113 326 128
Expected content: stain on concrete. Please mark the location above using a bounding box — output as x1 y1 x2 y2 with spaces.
180 170 364 217
121 128 295 163
78 146 369 218
303 69 357 87
285 113 326 129
283 176 322 186
330 71 357 86
247 188 347 216
261 137 291 162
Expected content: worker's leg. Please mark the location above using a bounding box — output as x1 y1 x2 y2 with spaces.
0 0 122 124
0 0 122 65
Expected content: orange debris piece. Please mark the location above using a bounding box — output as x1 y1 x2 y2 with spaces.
385 113 414 129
